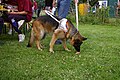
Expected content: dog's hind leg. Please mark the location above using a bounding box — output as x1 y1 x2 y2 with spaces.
35 36 42 51
33 20 45 51
34 29 43 51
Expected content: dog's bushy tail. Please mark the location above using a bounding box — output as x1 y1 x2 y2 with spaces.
27 28 35 47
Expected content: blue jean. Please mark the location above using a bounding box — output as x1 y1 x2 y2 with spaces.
7 14 27 34
57 0 71 18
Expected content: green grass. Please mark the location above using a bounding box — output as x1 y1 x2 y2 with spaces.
0 24 120 80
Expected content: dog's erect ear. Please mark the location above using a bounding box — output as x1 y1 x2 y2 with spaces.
83 37 87 41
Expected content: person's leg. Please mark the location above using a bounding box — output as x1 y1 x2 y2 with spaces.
0 17 4 34
37 8 41 17
8 14 26 34
8 14 26 42
57 0 71 18
56 0 71 44
8 24 12 35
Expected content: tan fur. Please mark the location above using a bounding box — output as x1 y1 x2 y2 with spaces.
27 16 87 53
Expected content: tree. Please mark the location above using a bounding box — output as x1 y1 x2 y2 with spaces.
79 0 98 7
89 0 99 7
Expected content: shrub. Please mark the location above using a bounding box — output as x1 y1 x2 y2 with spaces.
78 7 110 25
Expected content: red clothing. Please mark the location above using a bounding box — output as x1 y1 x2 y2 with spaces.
33 1 38 10
2 0 17 6
17 0 32 22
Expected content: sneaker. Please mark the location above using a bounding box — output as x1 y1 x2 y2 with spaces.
18 34 25 42
8 29 12 35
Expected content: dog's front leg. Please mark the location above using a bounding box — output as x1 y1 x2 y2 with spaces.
62 39 71 52
49 33 57 53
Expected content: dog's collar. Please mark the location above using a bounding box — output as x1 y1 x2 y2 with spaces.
69 29 79 39
72 31 79 37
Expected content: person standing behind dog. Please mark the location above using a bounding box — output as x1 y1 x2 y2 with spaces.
32 0 38 18
55 0 77 44
45 0 56 14
55 0 71 44
36 0 45 17
57 0 71 18
45 0 53 11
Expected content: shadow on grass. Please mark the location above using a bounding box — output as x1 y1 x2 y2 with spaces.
0 40 5 46
0 34 18 46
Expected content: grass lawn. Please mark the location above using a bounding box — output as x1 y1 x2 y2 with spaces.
0 24 120 80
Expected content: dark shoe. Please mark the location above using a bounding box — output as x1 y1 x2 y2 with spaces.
55 39 62 44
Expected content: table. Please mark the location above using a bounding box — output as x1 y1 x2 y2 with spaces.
0 9 11 17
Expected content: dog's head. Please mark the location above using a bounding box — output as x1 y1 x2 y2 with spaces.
70 31 87 53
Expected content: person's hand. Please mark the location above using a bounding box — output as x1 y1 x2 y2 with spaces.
8 11 18 14
52 0 57 7
32 6 34 11
74 0 78 4
8 11 27 15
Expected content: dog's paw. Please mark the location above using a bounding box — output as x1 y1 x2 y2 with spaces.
65 48 71 52
50 51 54 53
76 52 80 55
49 49 54 53
38 48 43 51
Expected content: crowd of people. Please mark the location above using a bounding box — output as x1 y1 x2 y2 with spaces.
0 0 75 42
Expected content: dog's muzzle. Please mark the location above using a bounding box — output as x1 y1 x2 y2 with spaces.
73 39 83 52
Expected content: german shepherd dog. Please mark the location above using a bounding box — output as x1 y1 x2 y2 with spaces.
27 15 87 54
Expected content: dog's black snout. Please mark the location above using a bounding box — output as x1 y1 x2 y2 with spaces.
73 39 82 52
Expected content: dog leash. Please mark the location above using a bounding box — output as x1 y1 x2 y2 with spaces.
45 10 60 23
45 10 69 33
